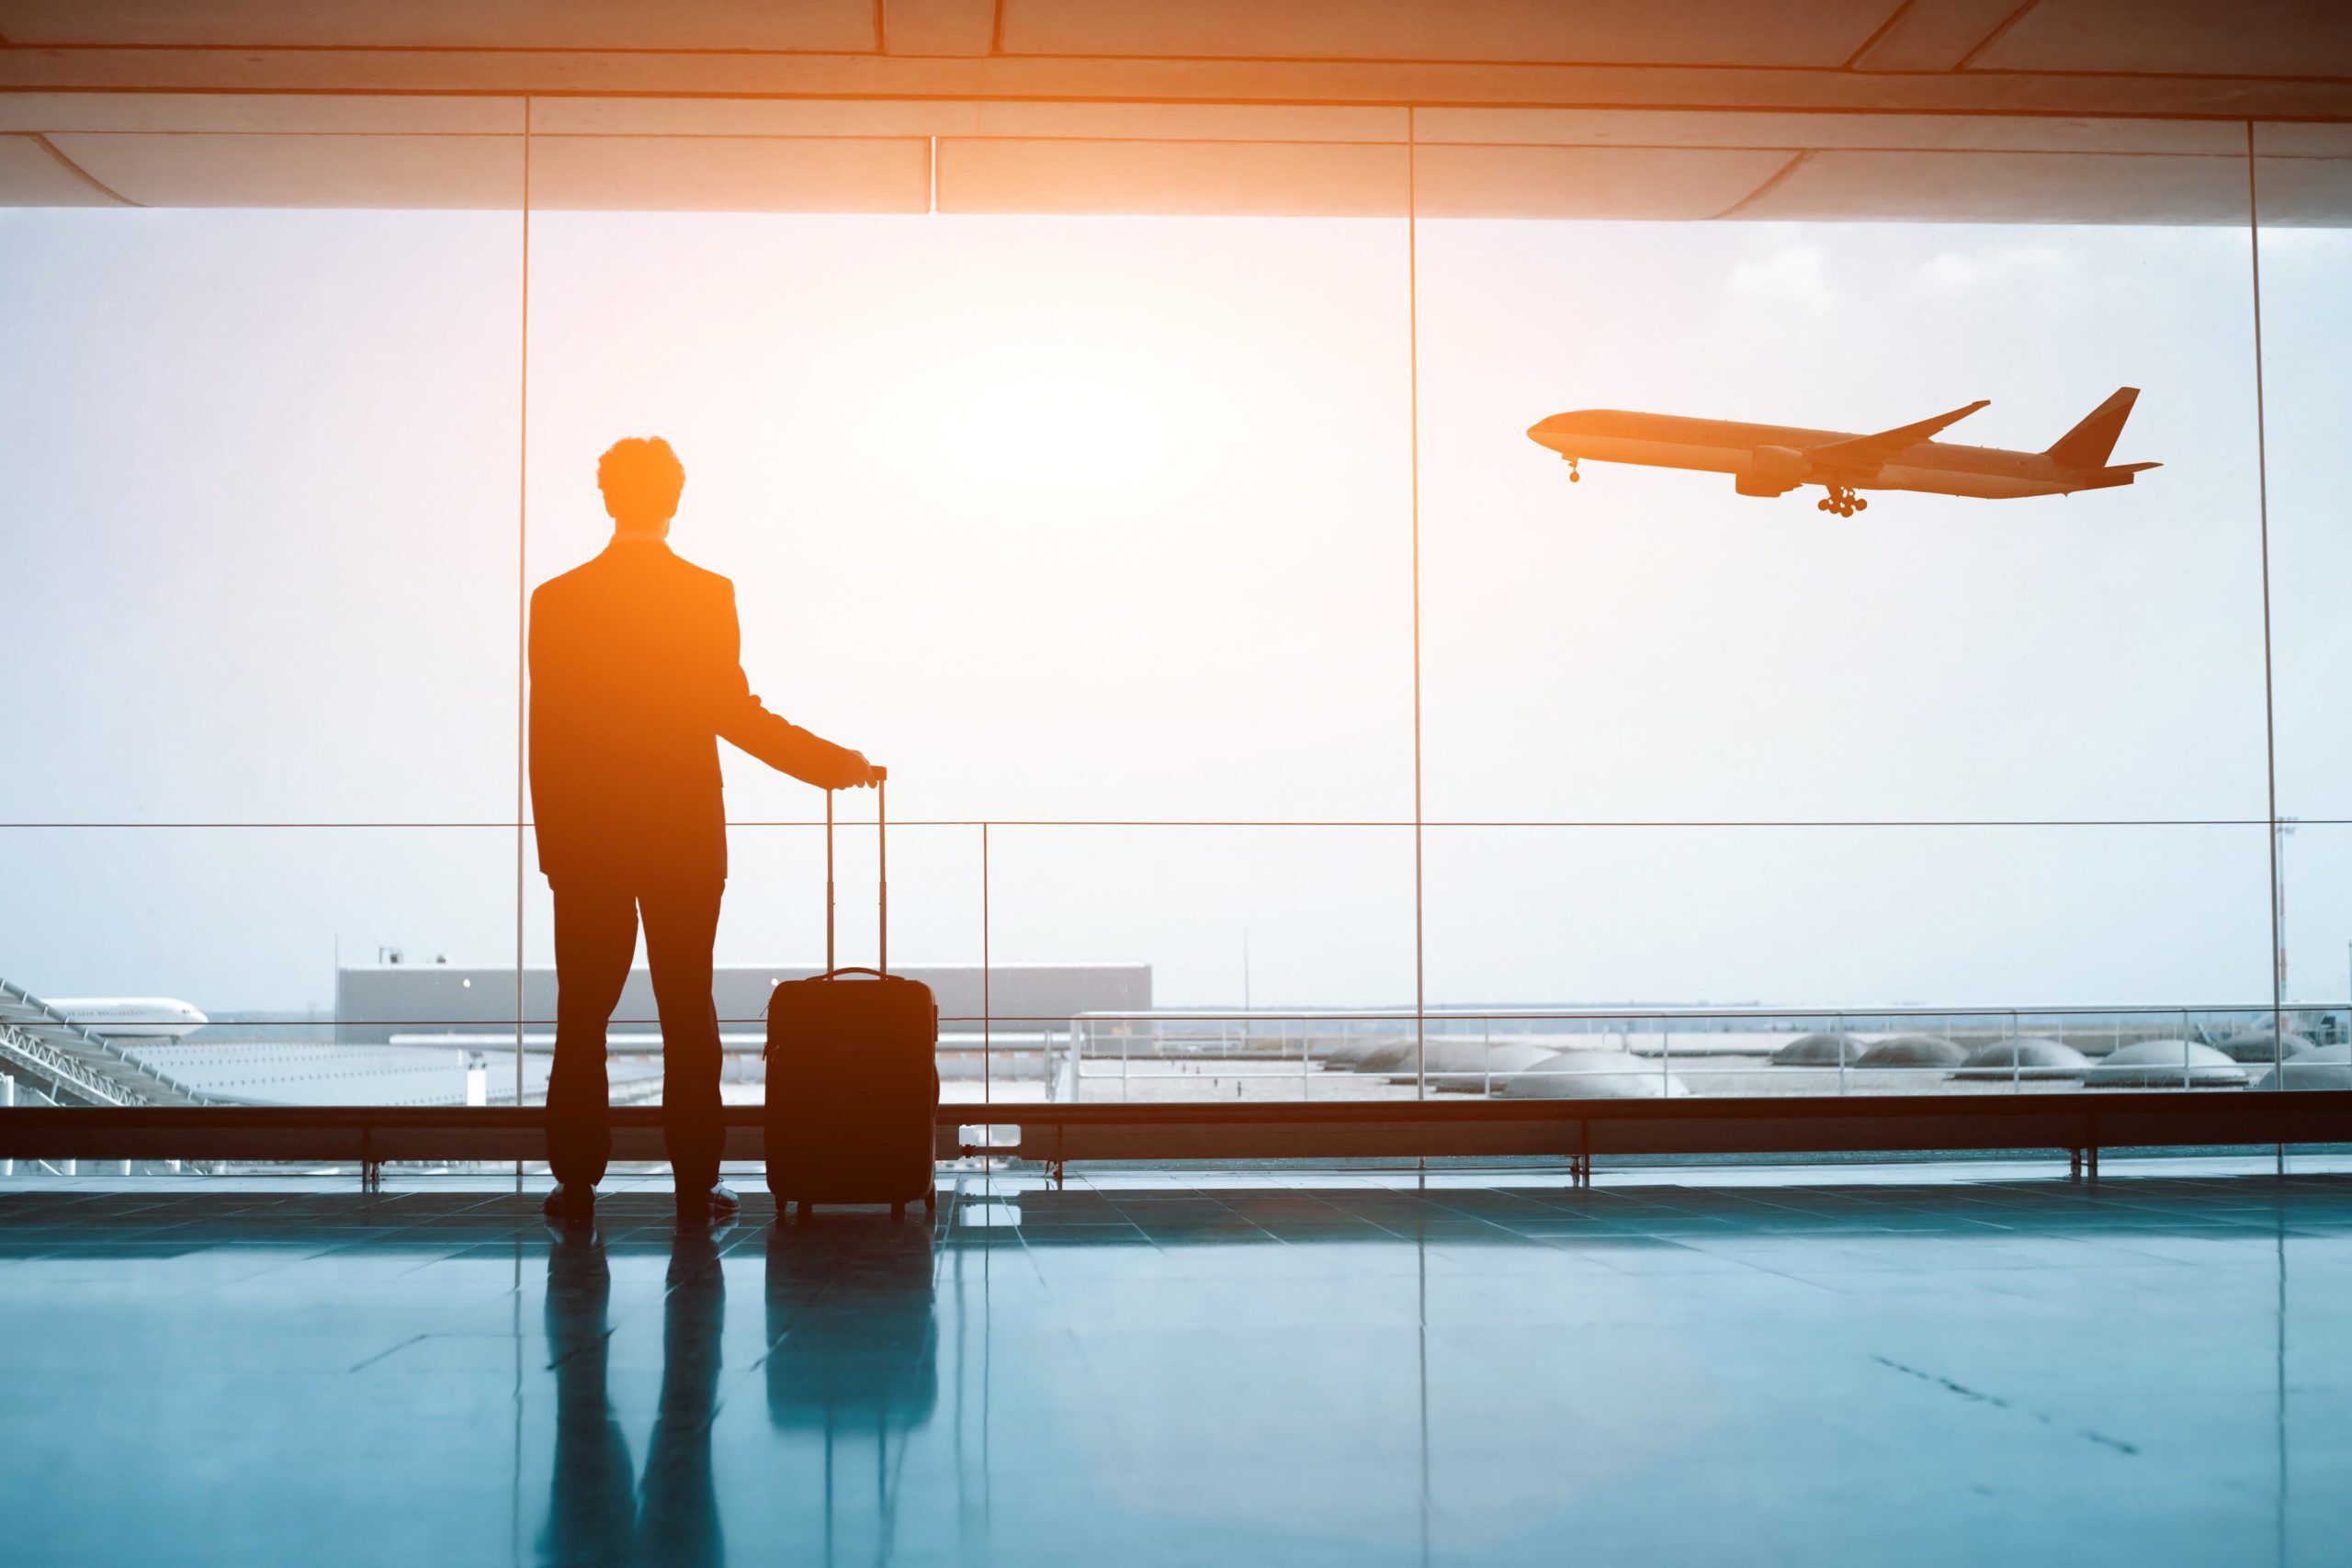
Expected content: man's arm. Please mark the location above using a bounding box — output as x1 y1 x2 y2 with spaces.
709 585 876 789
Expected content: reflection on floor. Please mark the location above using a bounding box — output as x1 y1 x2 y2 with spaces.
2 1162 2348 1566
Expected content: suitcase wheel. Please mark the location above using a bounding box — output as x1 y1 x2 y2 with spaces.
922 1190 937 1213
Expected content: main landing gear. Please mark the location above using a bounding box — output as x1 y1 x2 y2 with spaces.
1816 483 1867 517
1566 457 1581 483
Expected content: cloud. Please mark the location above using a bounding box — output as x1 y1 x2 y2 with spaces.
1724 244 1832 314
1909 243 2067 297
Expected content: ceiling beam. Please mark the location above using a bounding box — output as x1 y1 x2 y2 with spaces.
3 49 2350 122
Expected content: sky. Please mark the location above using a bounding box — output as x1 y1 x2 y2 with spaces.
2 205 2347 1016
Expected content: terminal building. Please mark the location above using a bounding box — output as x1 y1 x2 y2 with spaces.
334 960 1153 1045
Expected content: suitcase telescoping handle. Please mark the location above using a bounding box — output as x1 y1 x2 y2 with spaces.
823 766 888 978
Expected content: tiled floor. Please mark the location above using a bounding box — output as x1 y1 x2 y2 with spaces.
3 1161 2349 1566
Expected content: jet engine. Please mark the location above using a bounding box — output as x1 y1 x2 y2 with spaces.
1734 445 1810 497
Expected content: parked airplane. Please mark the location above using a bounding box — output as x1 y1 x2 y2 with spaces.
47 998 209 1041
1527 388 2155 515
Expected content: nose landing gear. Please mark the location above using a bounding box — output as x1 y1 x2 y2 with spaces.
1566 457 1581 483
1815 483 1867 517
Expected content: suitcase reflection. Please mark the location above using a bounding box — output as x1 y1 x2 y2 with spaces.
764 1219 940 1433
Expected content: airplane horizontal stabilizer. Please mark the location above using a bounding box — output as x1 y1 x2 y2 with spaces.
1804 400 1990 472
2077 459 2160 491
2047 387 2141 469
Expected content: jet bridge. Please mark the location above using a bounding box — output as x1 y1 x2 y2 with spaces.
0 976 212 1108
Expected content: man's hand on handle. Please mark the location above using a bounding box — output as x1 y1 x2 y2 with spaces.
839 754 885 790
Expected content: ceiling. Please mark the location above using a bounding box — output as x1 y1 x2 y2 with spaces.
2 1 2346 220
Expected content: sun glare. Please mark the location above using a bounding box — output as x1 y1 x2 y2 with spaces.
867 294 1203 501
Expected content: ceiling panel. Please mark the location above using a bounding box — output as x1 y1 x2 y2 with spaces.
998 0 1901 68
0 132 121 203
2253 152 2352 225
1415 108 2241 155
968 102 1407 142
0 0 876 51
532 98 979 138
48 132 522 208
881 0 998 57
1849 0 2026 71
938 137 1408 215
1973 0 2352 79
526 136 931 211
1737 149 2251 224
0 93 520 135
1413 145 1792 220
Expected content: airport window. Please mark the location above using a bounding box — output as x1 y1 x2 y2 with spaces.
2 118 2343 1128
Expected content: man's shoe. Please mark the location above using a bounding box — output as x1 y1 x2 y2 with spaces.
542 1182 597 1222
677 1182 740 1224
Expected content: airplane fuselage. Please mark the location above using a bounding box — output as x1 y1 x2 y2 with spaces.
48 998 209 1041
1526 410 2143 500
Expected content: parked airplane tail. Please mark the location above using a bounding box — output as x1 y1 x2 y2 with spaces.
2046 387 2140 469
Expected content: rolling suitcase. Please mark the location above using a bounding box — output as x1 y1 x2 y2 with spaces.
764 773 940 1219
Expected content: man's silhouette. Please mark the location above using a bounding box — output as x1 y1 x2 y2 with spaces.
530 436 876 1223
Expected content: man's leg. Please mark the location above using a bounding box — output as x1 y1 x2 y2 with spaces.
548 877 639 1190
641 875 726 1196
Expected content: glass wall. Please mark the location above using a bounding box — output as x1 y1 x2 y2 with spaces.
3 119 2345 1124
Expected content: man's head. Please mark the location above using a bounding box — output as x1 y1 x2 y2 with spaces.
597 436 685 537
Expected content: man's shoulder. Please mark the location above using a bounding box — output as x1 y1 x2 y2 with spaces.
529 558 594 612
532 543 734 612
662 550 735 599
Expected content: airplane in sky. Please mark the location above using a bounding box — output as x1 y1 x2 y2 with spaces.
1526 388 2155 515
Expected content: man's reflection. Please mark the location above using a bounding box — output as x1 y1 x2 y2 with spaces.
639 1227 725 1567
540 1225 727 1568
542 1225 636 1568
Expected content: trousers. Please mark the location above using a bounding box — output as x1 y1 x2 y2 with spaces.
547 874 727 1192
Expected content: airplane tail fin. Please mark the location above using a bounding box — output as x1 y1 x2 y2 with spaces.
2047 387 2139 469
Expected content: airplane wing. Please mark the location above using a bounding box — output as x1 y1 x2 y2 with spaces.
1804 400 1989 472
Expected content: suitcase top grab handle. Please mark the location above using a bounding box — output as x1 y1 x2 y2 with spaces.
825 769 887 977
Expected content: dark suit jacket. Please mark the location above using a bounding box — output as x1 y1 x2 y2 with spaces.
528 539 865 885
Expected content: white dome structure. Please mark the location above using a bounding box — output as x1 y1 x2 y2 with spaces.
1953 1038 2091 1080
1857 1034 1967 1068
1494 1049 1690 1100
1416 1041 1560 1093
2217 1026 2318 1064
1312 1032 1410 1068
2086 1040 2247 1089
1772 1032 1869 1066
1352 1038 1419 1075
2253 1043 2352 1091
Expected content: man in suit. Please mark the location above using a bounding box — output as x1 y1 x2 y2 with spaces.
530 435 878 1223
